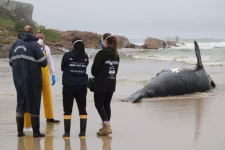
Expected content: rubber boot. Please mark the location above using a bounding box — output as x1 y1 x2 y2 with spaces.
63 115 71 139
79 115 87 139
97 122 112 136
16 117 25 137
31 116 45 138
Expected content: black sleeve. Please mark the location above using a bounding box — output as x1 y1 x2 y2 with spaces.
34 44 47 67
91 51 104 77
61 53 68 71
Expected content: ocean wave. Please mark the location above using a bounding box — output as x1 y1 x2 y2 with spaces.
176 57 223 66
126 54 225 66
133 55 174 61
173 42 225 50
174 57 224 66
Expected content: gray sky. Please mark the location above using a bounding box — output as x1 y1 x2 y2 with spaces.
17 0 225 39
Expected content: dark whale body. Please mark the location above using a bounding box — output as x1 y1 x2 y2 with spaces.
126 41 216 103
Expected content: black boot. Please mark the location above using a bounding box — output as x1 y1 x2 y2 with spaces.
16 117 25 137
63 115 71 139
79 116 87 138
31 116 45 138
46 119 60 123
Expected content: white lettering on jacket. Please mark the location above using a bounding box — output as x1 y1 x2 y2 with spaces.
105 60 119 65
14 46 27 53
69 62 86 67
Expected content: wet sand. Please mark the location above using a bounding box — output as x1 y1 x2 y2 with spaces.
1 54 225 150
1 94 225 150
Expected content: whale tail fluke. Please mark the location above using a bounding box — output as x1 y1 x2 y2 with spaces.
194 41 203 68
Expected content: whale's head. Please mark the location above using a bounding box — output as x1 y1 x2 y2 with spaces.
208 75 216 89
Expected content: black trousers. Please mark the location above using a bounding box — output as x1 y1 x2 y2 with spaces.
63 86 87 116
94 92 114 122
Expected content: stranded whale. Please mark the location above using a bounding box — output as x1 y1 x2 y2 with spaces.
126 41 216 103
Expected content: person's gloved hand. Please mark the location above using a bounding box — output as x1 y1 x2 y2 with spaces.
52 75 56 86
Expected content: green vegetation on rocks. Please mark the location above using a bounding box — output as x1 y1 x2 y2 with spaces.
38 28 61 43
0 16 15 31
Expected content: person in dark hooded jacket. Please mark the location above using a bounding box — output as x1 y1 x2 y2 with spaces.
91 33 120 136
9 25 47 138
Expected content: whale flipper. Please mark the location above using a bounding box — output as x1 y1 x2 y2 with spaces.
125 89 142 103
194 41 203 68
125 89 155 103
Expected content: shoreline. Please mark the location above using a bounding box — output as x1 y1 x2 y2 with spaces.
1 95 225 150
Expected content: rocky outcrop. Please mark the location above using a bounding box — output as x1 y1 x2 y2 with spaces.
0 0 180 59
142 37 177 49
60 30 101 49
116 36 135 48
0 0 38 27
57 31 135 49
0 29 63 56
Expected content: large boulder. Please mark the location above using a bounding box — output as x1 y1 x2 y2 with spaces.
61 30 101 49
144 37 176 49
116 35 134 48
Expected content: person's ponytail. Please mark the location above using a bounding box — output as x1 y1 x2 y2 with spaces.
72 37 85 59
112 36 118 53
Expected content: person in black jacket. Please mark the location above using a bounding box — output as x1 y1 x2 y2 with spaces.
91 33 120 136
9 25 47 138
61 37 89 139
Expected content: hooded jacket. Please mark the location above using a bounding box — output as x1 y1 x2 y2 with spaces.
91 47 120 92
9 32 47 115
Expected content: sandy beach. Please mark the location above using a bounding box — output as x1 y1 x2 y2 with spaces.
1 0 225 149
0 49 225 150
1 95 225 150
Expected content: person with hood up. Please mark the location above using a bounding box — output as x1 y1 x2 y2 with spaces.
9 25 47 138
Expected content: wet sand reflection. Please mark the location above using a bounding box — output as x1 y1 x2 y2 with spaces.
6 95 225 150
